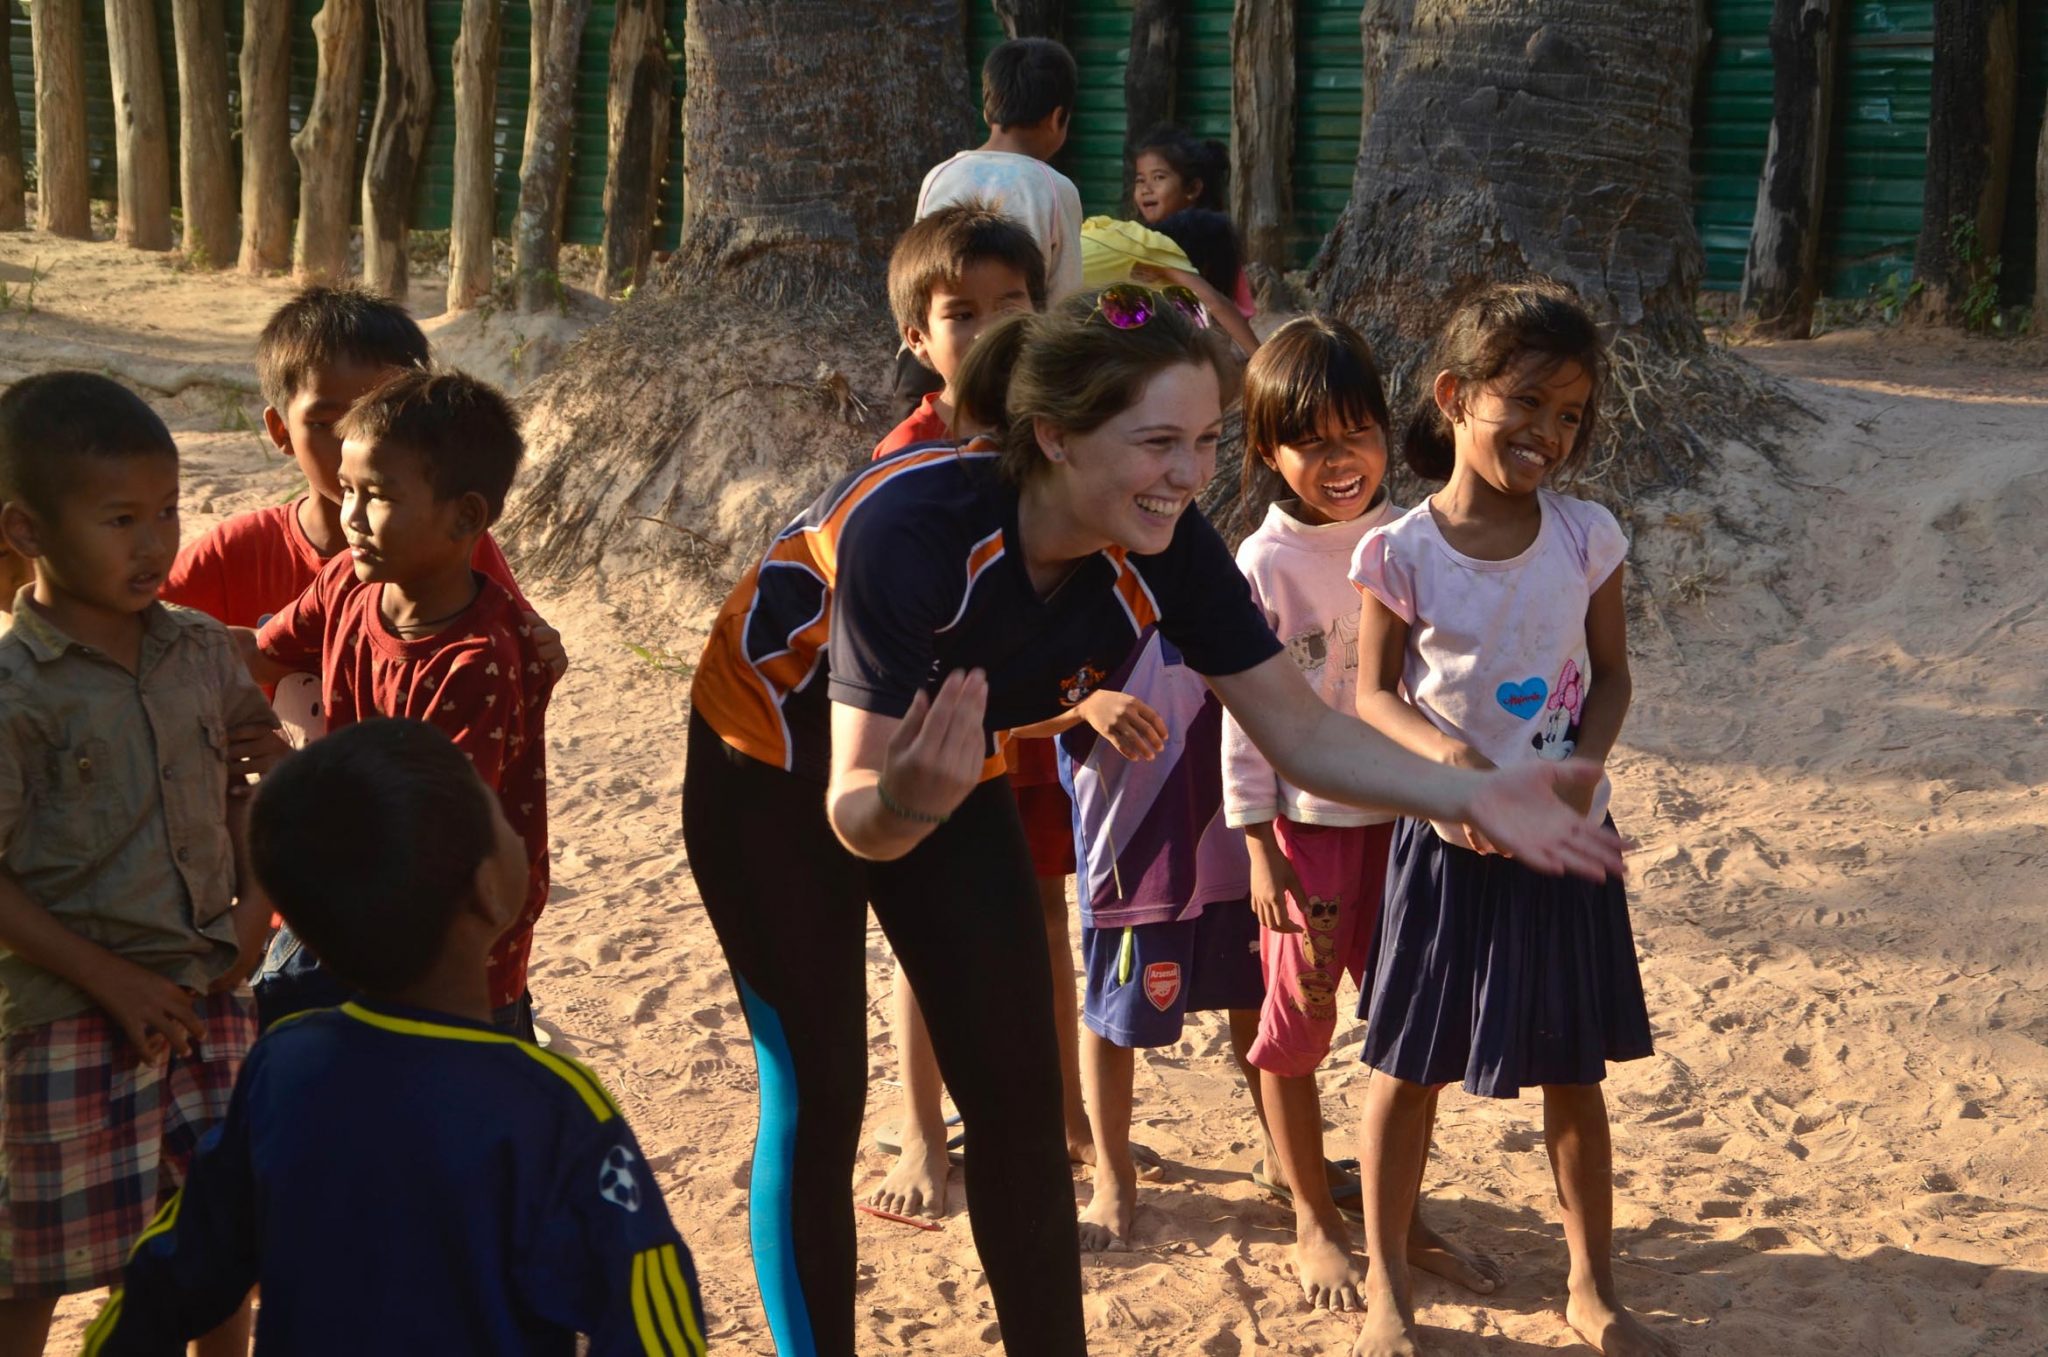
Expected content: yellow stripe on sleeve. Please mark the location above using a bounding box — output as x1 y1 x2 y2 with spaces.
660 1245 709 1356
643 1247 691 1355
128 1189 184 1257
630 1249 667 1355
79 1291 122 1355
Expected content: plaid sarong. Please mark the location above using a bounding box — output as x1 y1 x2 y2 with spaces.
0 989 254 1297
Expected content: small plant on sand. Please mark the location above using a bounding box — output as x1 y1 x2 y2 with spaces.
626 642 694 677
1948 216 2003 335
0 258 50 315
1868 271 1923 327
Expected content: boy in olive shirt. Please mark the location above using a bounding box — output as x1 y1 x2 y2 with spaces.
0 372 272 1355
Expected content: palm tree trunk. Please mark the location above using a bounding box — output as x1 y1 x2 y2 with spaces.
172 0 237 268
362 0 437 301
239 0 295 272
447 0 503 311
106 0 173 250
598 0 671 297
1277 0 1775 537
505 0 973 583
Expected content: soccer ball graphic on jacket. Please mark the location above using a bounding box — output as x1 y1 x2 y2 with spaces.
598 1143 643 1213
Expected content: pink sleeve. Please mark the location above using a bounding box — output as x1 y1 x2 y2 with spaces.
255 558 339 674
1577 501 1629 590
1348 529 1415 624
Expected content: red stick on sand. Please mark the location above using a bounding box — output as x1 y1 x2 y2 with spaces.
856 1203 941 1231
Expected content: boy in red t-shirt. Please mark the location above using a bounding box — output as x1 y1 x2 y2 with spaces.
238 371 555 1039
164 285 559 742
872 203 1045 459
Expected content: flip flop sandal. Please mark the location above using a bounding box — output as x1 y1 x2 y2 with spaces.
1252 1158 1365 1225
873 1114 965 1164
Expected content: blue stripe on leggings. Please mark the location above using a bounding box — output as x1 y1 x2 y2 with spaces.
734 976 818 1356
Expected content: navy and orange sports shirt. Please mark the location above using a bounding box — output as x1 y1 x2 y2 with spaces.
693 441 1283 781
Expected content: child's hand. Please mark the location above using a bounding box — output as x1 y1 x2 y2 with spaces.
1558 756 1602 819
224 720 289 797
1078 690 1168 761
524 610 568 679
1461 762 1626 882
1131 262 1201 291
85 954 207 1064
1246 831 1304 933
1437 740 1496 773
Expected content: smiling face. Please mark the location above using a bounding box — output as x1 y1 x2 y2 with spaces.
267 359 403 507
336 437 474 587
1439 356 1593 497
0 449 180 623
1262 408 1389 526
1034 361 1222 556
907 258 1038 387
1132 151 1200 225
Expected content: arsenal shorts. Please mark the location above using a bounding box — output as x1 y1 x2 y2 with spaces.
1079 902 1264 1048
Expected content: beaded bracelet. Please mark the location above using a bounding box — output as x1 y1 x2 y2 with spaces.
876 779 949 826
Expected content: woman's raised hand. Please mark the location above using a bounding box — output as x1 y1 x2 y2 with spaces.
879 669 990 822
1461 758 1626 881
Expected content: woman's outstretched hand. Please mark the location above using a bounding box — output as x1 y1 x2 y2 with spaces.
879 669 990 823
1461 758 1626 881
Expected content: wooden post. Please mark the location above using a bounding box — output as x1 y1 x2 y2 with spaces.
513 0 594 312
447 0 503 311
1912 0 2017 326
2036 85 2048 323
1230 0 1293 272
598 0 669 297
0 4 25 231
30 0 91 237
362 0 436 300
1739 0 1841 338
292 0 369 283
240 0 294 272
105 0 174 251
171 0 236 267
992 0 1061 41
1123 0 1179 210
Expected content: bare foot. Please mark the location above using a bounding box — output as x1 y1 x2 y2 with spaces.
1351 1299 1421 1357
1406 1216 1501 1295
1293 1218 1363 1311
869 1137 949 1219
1566 1284 1677 1356
1077 1163 1136 1252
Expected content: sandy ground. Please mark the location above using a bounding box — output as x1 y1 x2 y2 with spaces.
7 231 2043 1354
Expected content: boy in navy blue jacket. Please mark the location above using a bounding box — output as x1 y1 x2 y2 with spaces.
83 719 706 1356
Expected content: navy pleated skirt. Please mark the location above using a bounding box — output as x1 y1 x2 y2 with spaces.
1359 817 1653 1098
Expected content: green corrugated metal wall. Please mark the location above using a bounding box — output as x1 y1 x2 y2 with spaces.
1059 0 1132 215
1819 3 1934 296
7 1 685 252
1171 0 1231 150
1292 0 1359 266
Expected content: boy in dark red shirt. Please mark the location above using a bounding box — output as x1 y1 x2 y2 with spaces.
240 371 555 1039
164 285 558 741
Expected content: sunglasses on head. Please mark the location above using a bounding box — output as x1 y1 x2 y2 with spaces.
1091 283 1210 332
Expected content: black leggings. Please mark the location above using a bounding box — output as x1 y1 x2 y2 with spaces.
681 711 1085 1356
